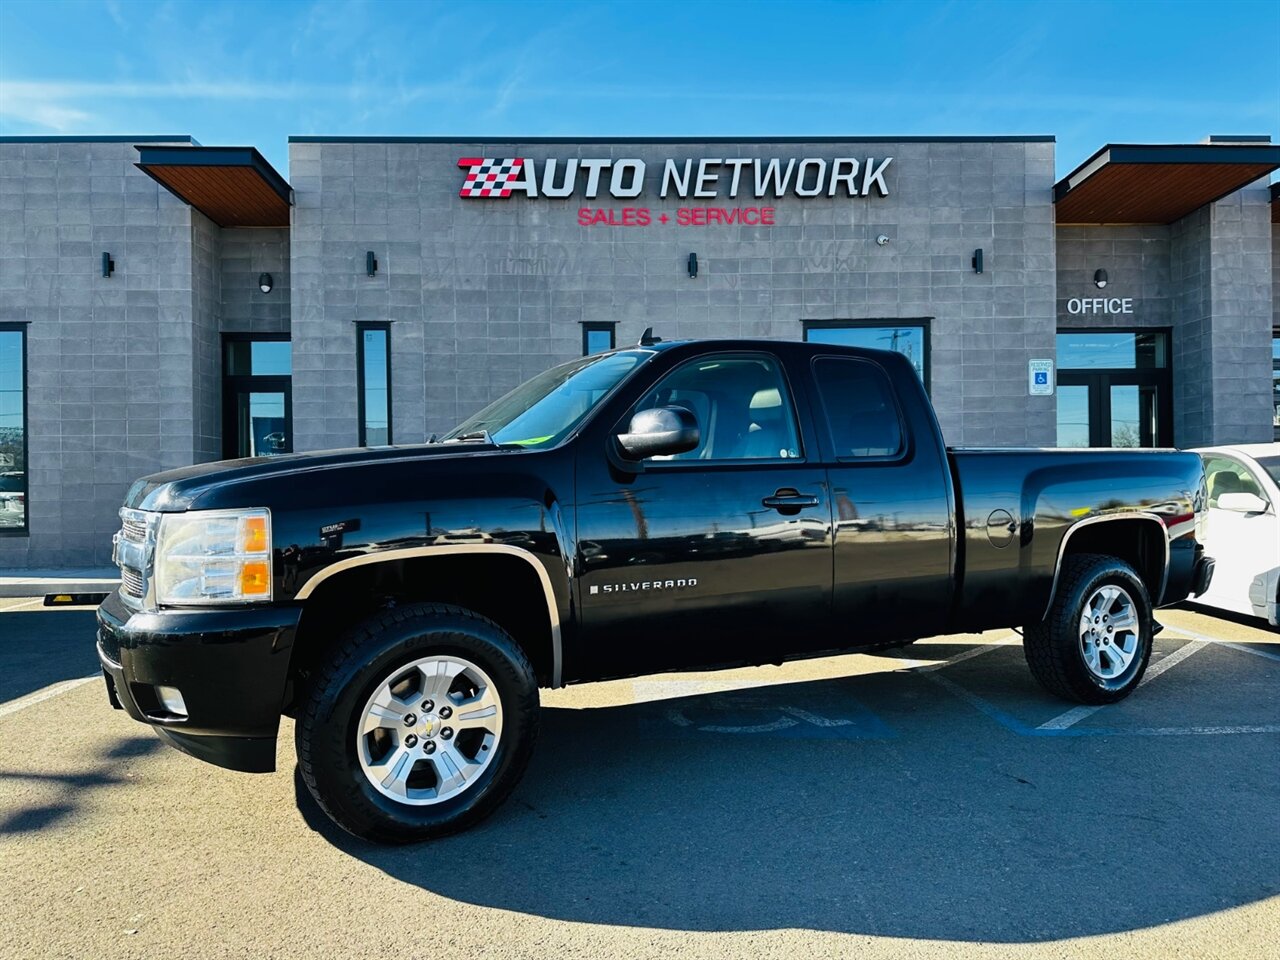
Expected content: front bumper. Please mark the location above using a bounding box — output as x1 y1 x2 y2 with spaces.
96 591 301 773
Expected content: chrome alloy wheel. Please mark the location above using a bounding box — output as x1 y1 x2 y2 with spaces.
1078 585 1140 680
356 655 503 805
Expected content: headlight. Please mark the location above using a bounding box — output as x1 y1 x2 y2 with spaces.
154 508 273 605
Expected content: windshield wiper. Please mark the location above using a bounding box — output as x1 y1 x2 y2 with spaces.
445 430 495 445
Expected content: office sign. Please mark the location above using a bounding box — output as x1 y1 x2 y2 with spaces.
1066 297 1135 315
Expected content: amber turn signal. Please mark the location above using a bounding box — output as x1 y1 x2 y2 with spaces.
239 560 271 596
240 516 269 554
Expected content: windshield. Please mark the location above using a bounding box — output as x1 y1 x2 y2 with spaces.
1257 456 1280 486
442 350 649 449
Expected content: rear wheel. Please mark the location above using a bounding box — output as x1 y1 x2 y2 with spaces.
1024 553 1153 704
297 603 539 843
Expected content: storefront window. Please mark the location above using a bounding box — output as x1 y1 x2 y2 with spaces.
358 322 392 446
582 322 616 356
1057 331 1167 370
1272 331 1279 440
224 338 292 376
803 321 928 383
0 325 27 535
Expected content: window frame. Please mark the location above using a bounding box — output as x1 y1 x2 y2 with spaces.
221 333 293 459
1055 327 1170 372
356 321 393 447
0 322 28 537
581 321 617 356
222 331 293 376
619 350 807 468
801 318 931 394
1055 327 1173 448
808 354 912 465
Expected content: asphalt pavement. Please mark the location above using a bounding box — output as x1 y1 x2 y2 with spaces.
0 597 1276 959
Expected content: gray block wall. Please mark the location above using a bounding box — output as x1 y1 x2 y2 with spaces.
0 140 293 566
1205 179 1273 443
1167 179 1274 447
219 227 291 334
1171 206 1214 445
192 211 221 463
0 138 205 566
1055 224 1172 329
289 138 1058 451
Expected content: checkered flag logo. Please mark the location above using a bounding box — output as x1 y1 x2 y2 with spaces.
458 157 526 198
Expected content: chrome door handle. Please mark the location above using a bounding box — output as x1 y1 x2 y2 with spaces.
762 490 820 511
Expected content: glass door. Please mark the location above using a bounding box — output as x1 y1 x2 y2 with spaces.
223 336 293 459
227 386 292 457
1056 331 1172 448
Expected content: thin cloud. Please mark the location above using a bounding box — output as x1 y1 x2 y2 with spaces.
103 0 126 30
0 97 92 132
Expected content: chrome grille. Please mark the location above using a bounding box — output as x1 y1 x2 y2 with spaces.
120 566 145 598
115 509 156 605
121 515 148 543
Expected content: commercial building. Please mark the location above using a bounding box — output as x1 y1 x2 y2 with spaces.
1 133 1277 567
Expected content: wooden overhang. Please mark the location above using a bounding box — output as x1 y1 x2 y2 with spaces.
1054 143 1280 226
135 146 292 227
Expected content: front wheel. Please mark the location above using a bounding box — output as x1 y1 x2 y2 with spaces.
1023 553 1153 704
296 603 539 843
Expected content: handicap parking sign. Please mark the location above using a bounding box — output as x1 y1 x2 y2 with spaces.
1028 359 1054 396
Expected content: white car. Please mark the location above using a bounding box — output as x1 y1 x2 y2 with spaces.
1191 443 1280 626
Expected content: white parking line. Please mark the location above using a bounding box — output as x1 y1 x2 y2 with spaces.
1108 724 1280 736
0 676 98 720
1038 638 1212 730
1167 628 1280 663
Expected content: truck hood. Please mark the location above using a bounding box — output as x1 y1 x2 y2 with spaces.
124 442 512 511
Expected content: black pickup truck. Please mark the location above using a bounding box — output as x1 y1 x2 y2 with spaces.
97 338 1214 842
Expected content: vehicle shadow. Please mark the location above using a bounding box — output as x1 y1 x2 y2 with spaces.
0 735 161 835
0 610 100 703
1173 601 1280 637
294 661 1280 943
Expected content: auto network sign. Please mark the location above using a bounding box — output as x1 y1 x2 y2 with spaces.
457 155 893 227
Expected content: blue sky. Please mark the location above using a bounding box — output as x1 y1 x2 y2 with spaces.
1 0 1276 177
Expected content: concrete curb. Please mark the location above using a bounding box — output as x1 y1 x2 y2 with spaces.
0 569 119 599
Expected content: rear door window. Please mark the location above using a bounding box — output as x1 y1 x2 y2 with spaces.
811 358 905 459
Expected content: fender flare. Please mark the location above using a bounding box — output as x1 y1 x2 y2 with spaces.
293 544 564 687
1042 511 1170 620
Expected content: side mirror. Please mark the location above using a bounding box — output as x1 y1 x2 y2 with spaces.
1215 491 1270 514
616 406 701 460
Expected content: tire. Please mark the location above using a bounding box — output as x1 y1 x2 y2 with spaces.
1023 553 1154 705
296 602 539 844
